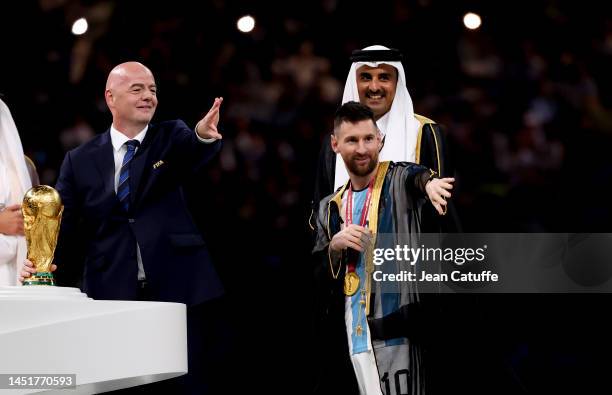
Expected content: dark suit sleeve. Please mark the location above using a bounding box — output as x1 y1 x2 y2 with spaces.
418 123 462 232
418 123 453 178
401 163 431 200
54 151 84 287
166 120 222 175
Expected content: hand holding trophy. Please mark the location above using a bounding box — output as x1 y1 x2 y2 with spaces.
21 185 63 286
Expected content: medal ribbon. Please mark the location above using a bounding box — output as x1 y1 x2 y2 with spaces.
345 176 375 273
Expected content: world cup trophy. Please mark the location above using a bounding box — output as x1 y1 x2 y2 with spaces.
21 185 63 286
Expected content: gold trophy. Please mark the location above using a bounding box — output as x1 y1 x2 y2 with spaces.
21 185 63 286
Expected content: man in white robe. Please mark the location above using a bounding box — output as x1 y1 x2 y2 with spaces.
0 98 32 286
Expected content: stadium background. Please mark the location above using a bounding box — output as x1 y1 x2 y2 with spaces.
2 1 612 393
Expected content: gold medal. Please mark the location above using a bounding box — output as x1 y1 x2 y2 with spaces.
344 271 360 296
355 325 363 336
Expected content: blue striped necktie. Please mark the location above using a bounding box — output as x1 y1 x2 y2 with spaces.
117 139 140 212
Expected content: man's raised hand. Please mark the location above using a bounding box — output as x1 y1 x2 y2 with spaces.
195 97 223 140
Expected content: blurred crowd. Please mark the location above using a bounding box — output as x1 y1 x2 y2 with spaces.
3 2 610 243
1 0 610 295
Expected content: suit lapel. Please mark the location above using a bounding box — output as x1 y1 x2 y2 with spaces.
93 131 117 202
130 124 157 206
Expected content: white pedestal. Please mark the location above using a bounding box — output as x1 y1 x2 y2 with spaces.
0 286 187 394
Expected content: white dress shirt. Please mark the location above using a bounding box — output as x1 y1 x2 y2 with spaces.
110 124 148 280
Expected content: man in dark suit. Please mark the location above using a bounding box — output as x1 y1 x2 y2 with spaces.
22 61 227 394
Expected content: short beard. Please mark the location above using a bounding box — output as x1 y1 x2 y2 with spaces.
346 152 378 177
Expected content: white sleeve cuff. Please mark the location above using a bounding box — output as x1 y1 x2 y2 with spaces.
194 121 217 144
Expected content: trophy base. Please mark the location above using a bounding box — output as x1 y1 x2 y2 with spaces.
22 272 55 286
